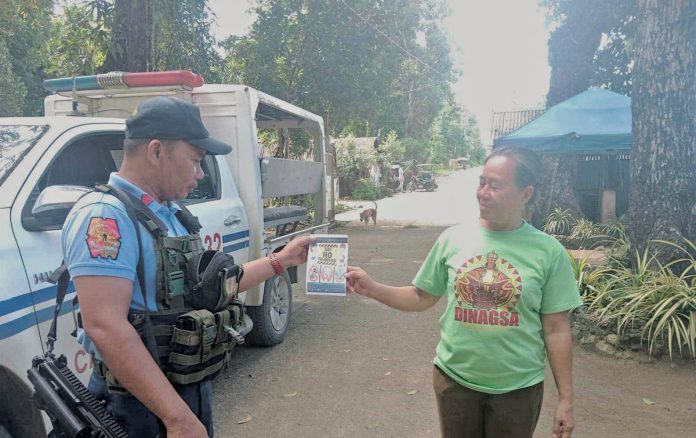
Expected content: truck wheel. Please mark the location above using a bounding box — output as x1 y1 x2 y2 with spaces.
245 272 293 346
0 367 46 438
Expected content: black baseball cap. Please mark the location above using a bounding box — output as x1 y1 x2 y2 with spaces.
125 96 232 155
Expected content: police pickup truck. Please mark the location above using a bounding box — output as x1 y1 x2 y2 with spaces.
0 70 330 437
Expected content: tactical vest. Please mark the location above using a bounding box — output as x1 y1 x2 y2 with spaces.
91 185 246 391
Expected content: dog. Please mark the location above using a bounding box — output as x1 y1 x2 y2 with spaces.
359 201 378 226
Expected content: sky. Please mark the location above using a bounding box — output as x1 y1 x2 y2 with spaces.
209 0 551 145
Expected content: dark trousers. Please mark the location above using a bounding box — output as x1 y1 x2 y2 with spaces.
88 372 214 437
433 365 543 438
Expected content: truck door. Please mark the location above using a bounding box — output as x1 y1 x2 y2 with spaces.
10 125 125 381
184 155 250 265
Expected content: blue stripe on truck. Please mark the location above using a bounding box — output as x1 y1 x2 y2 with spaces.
0 293 75 340
0 283 75 318
223 230 249 243
223 240 250 253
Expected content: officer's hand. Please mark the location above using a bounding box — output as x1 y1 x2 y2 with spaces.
278 235 314 267
345 266 377 297
166 416 209 438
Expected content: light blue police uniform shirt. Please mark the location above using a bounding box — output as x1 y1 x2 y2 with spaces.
62 173 189 354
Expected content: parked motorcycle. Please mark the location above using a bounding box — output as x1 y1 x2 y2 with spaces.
407 164 438 192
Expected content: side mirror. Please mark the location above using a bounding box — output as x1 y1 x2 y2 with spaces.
32 185 93 215
22 185 93 231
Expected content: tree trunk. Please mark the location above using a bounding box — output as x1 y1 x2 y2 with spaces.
533 0 609 228
628 0 696 261
101 0 152 72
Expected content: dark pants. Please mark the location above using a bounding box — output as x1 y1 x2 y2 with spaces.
433 365 543 438
88 372 214 437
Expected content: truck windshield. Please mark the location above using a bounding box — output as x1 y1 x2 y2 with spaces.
0 124 49 186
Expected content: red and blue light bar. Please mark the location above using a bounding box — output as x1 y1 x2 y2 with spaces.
43 70 205 92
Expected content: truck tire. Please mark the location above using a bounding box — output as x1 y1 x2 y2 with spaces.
245 272 293 346
0 367 46 438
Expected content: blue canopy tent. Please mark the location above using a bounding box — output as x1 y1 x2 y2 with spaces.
494 87 631 153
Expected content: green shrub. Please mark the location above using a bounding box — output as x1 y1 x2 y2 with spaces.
583 238 696 359
544 208 574 236
352 179 381 200
378 185 393 198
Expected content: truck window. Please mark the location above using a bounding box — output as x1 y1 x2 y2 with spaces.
21 135 220 230
0 124 49 186
22 133 123 231
183 155 220 204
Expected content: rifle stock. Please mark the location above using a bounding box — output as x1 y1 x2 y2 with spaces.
28 355 128 438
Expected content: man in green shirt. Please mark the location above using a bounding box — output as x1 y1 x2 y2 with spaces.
346 146 581 438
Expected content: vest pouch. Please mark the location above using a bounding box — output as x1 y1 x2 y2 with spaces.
187 250 242 312
167 309 232 385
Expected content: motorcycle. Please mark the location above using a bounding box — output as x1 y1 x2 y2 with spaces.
407 164 438 192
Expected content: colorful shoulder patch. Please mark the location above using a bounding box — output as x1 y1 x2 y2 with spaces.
85 217 122 260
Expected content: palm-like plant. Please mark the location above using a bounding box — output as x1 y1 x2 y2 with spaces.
543 208 574 236
585 238 696 359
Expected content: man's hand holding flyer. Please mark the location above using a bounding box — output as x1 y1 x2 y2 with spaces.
306 234 348 295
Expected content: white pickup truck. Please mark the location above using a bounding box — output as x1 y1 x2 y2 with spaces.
0 71 331 437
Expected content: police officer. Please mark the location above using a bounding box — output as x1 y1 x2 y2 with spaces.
62 96 312 437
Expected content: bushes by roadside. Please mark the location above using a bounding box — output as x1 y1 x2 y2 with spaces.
551 208 696 360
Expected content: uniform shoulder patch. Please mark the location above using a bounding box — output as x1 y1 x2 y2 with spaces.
85 217 122 260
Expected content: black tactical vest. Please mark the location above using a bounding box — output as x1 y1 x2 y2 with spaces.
93 185 245 390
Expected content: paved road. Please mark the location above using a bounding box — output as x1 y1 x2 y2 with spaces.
213 169 696 437
335 167 481 226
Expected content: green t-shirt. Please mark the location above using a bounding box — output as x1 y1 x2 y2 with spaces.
413 222 582 394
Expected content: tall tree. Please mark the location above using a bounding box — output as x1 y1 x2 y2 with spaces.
427 102 483 166
591 0 637 95
0 40 27 116
628 0 696 259
44 2 111 77
101 0 150 71
0 0 53 115
223 0 456 139
100 0 221 79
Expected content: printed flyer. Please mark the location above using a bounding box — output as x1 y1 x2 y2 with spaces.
306 234 348 296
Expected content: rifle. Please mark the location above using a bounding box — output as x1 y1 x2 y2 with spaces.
28 354 128 438
26 265 128 438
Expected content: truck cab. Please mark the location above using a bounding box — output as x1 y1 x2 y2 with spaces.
0 71 330 436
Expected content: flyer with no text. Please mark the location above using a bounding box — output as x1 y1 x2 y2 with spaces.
306 234 348 295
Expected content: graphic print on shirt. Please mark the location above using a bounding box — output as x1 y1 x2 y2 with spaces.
453 251 522 327
85 217 122 260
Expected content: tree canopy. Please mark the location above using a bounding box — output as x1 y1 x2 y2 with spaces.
0 0 483 175
222 0 458 140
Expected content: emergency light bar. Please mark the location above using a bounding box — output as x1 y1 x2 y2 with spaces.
43 70 204 92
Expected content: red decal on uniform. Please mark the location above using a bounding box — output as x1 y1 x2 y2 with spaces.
86 217 122 259
141 194 154 206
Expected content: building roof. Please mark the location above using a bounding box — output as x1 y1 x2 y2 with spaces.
495 87 631 153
